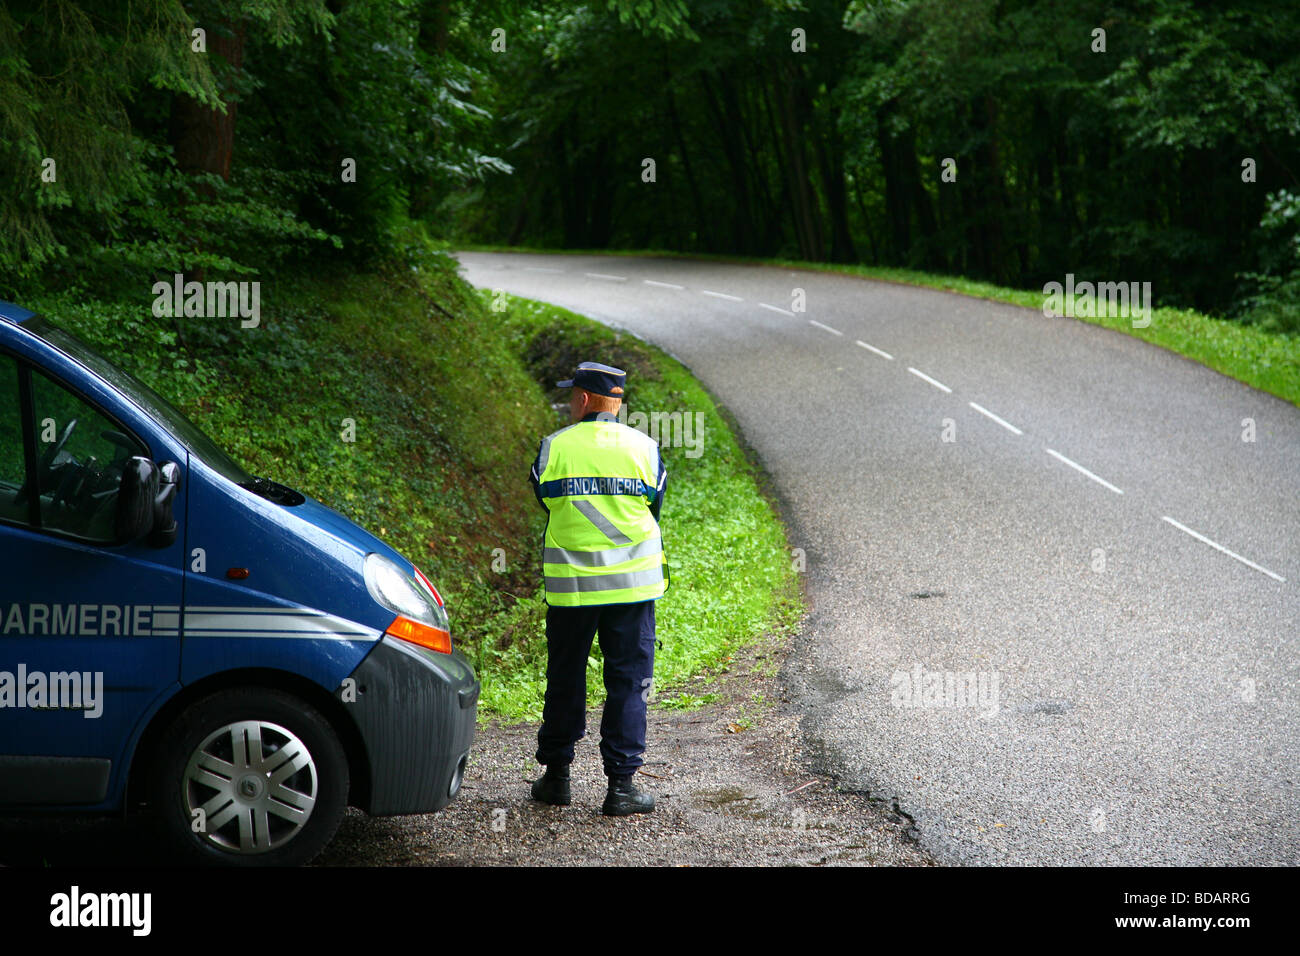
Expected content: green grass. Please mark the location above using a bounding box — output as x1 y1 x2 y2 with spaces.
459 243 1300 408
20 232 802 723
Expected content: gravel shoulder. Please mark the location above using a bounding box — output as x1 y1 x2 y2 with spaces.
315 627 933 867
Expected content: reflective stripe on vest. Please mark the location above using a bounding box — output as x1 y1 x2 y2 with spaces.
543 535 663 568
538 419 666 606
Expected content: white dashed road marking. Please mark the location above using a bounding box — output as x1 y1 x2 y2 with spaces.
810 320 843 336
644 279 684 289
1160 516 1285 582
1045 448 1123 494
968 402 1023 435
525 266 563 273
907 367 952 393
701 290 743 301
758 302 795 316
585 272 627 281
855 340 894 360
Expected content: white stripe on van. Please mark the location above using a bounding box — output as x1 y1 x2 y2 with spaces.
152 611 181 630
186 613 371 635
184 630 377 640
182 607 380 641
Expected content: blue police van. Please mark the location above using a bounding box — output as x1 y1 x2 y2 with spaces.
0 300 479 865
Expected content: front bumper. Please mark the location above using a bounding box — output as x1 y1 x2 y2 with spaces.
342 635 479 816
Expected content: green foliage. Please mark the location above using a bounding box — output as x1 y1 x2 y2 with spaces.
1102 3 1300 151
1 0 510 295
604 0 699 40
0 0 218 281
1237 190 1300 334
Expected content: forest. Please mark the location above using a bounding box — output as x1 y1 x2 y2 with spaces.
2 0 1298 331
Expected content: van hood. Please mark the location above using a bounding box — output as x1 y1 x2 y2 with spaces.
187 457 429 635
289 493 410 568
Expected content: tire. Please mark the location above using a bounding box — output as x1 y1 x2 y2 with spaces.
151 687 348 866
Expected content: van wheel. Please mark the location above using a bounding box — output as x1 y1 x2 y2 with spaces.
152 688 348 866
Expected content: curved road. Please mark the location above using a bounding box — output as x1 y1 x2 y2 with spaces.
457 251 1299 866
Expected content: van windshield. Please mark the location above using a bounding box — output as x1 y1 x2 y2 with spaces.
24 315 253 486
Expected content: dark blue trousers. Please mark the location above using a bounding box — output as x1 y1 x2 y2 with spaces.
535 600 656 777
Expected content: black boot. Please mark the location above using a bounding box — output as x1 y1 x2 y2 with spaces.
602 773 654 816
530 764 571 806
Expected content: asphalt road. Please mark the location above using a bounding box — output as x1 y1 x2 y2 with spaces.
456 251 1299 866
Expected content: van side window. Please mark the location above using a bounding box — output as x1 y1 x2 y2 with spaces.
0 356 28 526
27 367 147 541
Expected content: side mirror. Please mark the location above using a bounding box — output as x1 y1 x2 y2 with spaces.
115 456 158 545
149 461 180 548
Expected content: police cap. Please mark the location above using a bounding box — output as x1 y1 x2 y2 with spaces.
556 361 626 398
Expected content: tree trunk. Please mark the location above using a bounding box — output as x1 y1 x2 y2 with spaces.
700 71 757 254
729 69 781 254
974 94 1007 282
664 63 709 249
878 105 909 264
775 60 822 261
169 21 245 189
760 77 793 254
901 127 936 268
812 99 856 263
168 19 245 281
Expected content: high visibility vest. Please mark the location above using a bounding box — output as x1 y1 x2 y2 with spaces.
535 416 667 606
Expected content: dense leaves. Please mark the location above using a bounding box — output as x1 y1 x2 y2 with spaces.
0 0 506 297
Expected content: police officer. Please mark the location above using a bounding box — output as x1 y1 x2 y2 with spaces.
528 361 668 815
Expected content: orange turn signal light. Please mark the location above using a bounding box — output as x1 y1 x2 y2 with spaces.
386 615 452 654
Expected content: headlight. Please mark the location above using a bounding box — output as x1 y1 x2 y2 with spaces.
363 553 451 651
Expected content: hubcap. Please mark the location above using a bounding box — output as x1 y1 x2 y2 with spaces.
182 719 318 854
